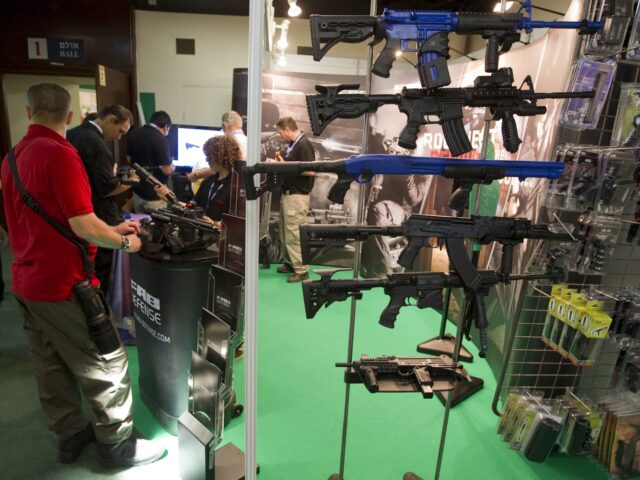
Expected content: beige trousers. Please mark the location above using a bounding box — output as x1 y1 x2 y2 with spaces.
16 295 133 443
279 193 310 274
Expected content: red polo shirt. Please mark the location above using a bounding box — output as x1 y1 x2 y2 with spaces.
1 124 98 301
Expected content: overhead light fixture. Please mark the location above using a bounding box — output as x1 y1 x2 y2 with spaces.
275 19 290 51
288 0 301 17
277 52 287 66
493 1 514 12
395 50 402 57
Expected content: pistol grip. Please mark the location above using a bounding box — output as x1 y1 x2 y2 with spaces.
327 174 355 204
398 122 421 150
448 185 472 213
398 239 424 269
379 296 403 328
372 37 400 78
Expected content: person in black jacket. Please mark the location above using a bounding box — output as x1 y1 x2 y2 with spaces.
192 135 241 227
67 105 138 295
127 111 174 212
274 116 316 283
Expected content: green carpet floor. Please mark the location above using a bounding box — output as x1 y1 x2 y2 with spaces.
0 246 610 479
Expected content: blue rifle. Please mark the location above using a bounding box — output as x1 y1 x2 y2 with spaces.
242 154 564 212
310 1 603 89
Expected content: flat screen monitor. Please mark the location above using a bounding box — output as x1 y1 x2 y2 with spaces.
174 125 224 169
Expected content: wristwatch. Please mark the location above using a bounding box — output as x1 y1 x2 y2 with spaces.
120 235 130 250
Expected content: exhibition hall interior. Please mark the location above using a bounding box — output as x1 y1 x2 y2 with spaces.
2 0 640 479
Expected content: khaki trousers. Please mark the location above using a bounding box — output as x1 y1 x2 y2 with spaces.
279 193 310 274
16 295 133 443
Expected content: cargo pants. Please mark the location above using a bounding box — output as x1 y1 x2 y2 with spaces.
279 193 310 275
15 295 133 444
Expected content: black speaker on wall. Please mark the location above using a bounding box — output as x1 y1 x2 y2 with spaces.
231 68 248 132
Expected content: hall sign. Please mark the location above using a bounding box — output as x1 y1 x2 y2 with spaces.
27 37 85 62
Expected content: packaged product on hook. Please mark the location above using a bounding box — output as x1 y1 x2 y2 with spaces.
546 145 605 212
625 6 640 61
611 84 640 147
560 60 615 130
593 150 638 215
573 215 621 275
581 0 634 58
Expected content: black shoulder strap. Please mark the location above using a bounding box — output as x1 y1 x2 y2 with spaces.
7 148 94 278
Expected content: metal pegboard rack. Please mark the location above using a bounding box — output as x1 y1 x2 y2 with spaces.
491 281 637 415
489 1 640 414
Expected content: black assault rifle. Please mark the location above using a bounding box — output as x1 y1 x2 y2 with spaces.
336 354 471 398
300 214 576 292
307 69 594 156
141 205 218 256
303 268 559 329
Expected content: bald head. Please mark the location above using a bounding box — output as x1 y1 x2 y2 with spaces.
26 83 72 124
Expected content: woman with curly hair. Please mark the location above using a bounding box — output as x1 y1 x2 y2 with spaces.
192 134 241 228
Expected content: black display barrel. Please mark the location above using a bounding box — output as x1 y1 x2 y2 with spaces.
130 254 212 434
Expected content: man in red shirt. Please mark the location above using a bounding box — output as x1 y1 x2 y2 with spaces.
1 83 165 468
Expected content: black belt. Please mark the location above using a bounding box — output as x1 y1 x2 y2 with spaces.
283 189 308 195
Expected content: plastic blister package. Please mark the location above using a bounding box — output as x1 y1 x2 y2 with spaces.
612 84 640 146
546 146 638 215
560 60 616 130
581 0 635 58
573 214 621 275
594 150 638 215
545 145 601 211
497 389 604 463
625 4 640 61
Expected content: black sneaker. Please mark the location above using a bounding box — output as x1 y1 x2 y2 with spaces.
58 423 96 464
97 431 166 468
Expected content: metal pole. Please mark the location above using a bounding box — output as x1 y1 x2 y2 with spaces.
433 295 469 480
434 1 507 477
245 0 264 478
437 288 452 338
335 2 377 478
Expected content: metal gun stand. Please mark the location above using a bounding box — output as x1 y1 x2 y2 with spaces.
328 1 377 479
432 1 511 475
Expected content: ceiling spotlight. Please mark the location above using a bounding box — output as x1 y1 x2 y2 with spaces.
277 52 287 66
275 19 290 51
288 0 301 17
493 1 514 12
395 50 402 57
